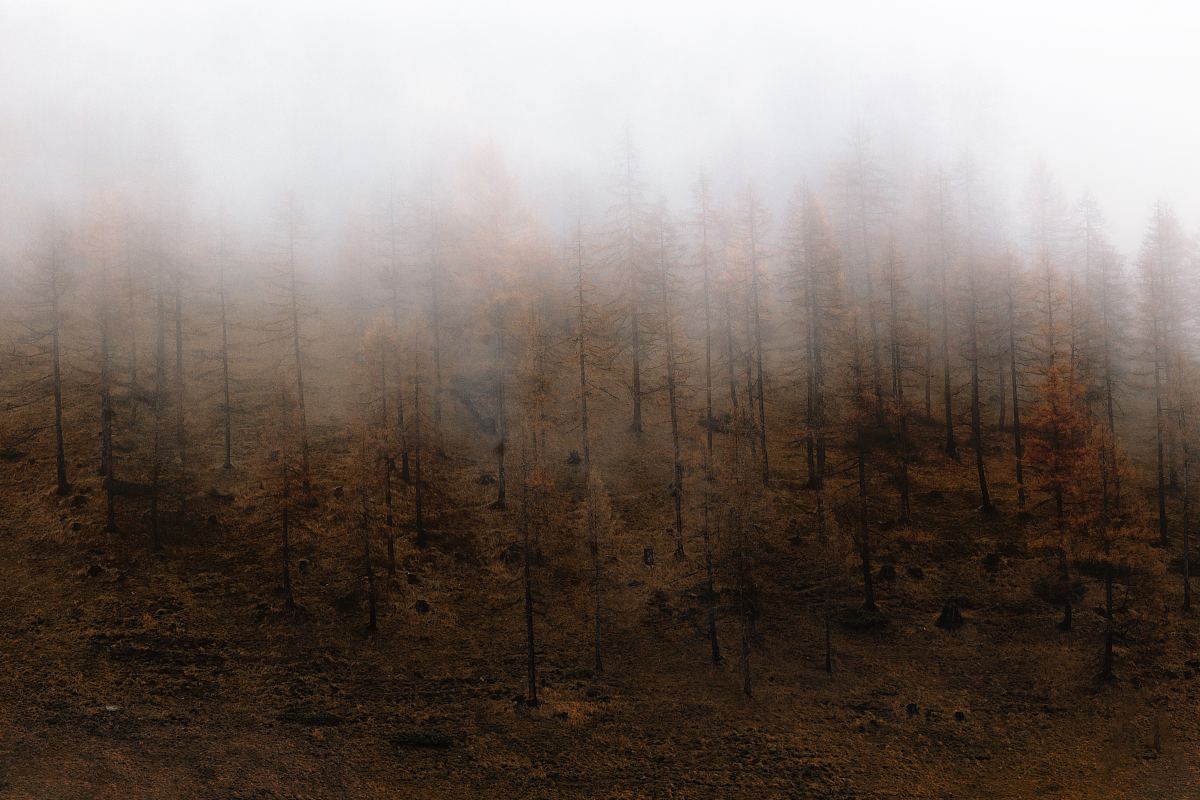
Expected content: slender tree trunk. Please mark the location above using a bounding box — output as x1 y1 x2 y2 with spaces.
575 228 603 674
413 358 427 549
964 196 994 513
1007 270 1026 510
380 342 396 577
1155 341 1169 547
625 146 643 435
173 268 187 490
657 225 685 558
997 353 1007 430
724 292 739 412
50 289 69 496
493 328 507 509
1184 423 1191 611
697 191 721 663
281 457 295 613
219 269 233 469
286 222 313 504
938 183 959 461
746 202 769 485
99 267 116 531
857 439 876 610
520 452 538 706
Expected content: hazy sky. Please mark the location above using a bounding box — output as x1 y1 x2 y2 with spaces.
3 0 1198 250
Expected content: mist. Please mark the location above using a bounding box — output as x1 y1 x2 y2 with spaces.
6 3 1200 796
6 1 1198 250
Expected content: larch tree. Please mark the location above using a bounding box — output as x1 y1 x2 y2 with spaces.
734 184 771 484
958 160 995 513
787 184 843 491
20 214 74 496
1137 202 1187 549
651 203 689 559
692 176 722 663
605 132 649 434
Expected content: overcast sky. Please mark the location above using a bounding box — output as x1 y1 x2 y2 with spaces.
2 0 1198 251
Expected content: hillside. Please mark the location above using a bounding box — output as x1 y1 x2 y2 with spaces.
2 407 1198 800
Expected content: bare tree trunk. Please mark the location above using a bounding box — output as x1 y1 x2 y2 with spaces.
625 142 644 435
1155 341 1169 547
746 197 769 485
657 223 685 559
575 228 602 674
413 357 427 549
218 266 233 469
1184 420 1191 611
493 328 507 510
429 208 445 458
173 267 187 490
286 216 314 505
697 182 721 664
1007 267 1026 510
281 455 295 613
886 253 910 523
724 291 739 413
50 286 70 496
380 341 396 577
937 181 959 461
99 266 116 531
964 180 994 514
151 277 167 550
520 448 538 706
857 439 876 610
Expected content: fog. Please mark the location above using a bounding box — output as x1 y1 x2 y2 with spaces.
5 0 1198 251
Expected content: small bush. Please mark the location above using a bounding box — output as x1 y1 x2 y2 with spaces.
393 729 453 748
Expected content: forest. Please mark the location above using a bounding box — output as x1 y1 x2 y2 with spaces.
4 2 1200 798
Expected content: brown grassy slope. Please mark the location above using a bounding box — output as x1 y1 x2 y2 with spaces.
2 395 1200 799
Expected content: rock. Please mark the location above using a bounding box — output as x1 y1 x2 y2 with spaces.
935 602 964 630
906 566 925 580
414 599 431 614
877 563 896 582
906 703 919 716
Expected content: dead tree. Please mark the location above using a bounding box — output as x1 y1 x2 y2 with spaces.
572 221 605 672
960 163 995 513
22 217 73 496
217 239 234 469
925 170 960 460
1137 203 1185 549
788 185 842 491
653 205 687 559
607 132 648 434
1003 254 1027 509
693 176 721 664
737 185 771 485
